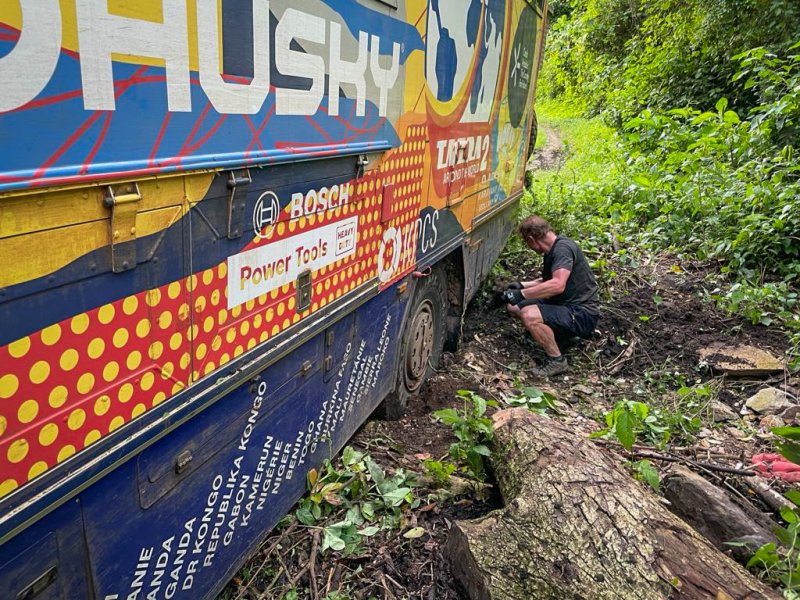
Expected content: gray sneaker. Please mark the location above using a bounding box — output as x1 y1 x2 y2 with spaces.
531 356 569 378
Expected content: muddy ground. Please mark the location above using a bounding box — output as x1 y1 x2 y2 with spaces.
219 138 797 600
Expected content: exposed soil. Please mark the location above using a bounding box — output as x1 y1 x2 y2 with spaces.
219 130 798 600
527 125 566 172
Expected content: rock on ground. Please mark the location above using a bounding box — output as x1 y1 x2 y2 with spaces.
745 387 796 415
711 400 739 422
698 345 784 377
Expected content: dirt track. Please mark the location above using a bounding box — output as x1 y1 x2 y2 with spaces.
527 125 566 172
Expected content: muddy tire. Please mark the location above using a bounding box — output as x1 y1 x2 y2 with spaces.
525 110 539 187
380 266 448 420
527 110 539 161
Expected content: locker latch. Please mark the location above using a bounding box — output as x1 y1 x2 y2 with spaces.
175 450 193 475
296 269 312 312
104 182 142 273
227 168 252 239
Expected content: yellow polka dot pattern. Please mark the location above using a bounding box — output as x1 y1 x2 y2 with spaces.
375 125 427 288
0 124 429 500
0 278 193 498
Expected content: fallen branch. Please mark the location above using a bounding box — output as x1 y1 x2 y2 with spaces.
606 335 637 374
749 477 797 513
631 449 758 477
309 530 320 599
233 520 298 600
592 439 757 477
662 467 778 563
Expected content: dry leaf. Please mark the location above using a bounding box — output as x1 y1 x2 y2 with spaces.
403 527 425 539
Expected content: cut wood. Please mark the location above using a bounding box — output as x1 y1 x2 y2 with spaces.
662 466 777 564
749 477 797 513
446 409 780 599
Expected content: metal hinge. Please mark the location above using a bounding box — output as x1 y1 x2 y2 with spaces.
324 330 335 373
104 183 142 273
227 168 252 239
356 154 369 178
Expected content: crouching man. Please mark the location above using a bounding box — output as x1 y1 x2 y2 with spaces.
503 216 600 377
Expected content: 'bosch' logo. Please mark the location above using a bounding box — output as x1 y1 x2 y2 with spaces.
253 191 280 238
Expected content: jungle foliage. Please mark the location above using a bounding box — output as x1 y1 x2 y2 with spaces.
527 1 800 367
541 0 800 122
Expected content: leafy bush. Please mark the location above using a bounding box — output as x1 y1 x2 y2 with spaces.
590 398 702 450
294 446 419 555
433 390 494 480
502 385 559 414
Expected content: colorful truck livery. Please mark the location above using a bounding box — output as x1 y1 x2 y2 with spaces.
0 1 547 598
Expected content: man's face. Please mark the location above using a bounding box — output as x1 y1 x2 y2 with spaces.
526 235 545 254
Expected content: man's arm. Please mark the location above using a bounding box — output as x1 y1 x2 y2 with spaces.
520 277 543 287
520 269 570 300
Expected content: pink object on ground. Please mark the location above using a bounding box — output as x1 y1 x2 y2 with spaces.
752 453 800 482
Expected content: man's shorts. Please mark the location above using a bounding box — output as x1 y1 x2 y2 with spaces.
517 299 598 339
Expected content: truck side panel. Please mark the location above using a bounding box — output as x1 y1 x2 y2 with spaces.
0 1 546 598
81 289 402 599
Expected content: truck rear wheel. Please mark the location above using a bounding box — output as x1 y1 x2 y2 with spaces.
381 266 448 420
527 110 539 161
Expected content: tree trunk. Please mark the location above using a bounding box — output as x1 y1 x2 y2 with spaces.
662 466 777 564
446 409 779 600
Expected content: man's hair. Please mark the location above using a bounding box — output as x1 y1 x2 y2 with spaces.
519 216 553 241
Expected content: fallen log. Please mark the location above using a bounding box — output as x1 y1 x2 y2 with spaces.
662 466 777 564
446 409 779 599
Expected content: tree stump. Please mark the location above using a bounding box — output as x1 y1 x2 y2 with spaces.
446 409 779 599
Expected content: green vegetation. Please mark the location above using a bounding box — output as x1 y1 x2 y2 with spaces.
739 490 800 591
420 458 457 487
294 446 419 555
527 7 800 591
432 390 494 480
526 42 800 367
630 459 660 492
589 397 703 450
430 387 559 484
541 0 800 122
772 426 800 466
502 385 559 414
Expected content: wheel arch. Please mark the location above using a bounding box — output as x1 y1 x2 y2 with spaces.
378 250 465 420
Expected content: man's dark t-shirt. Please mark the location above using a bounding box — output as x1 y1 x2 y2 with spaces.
542 236 599 315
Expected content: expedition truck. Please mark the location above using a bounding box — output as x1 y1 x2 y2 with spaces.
0 1 547 597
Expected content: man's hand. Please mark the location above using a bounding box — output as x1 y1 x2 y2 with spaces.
507 281 524 290
502 288 524 306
